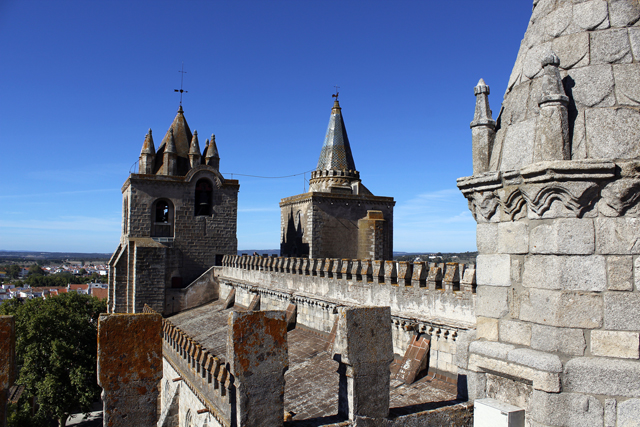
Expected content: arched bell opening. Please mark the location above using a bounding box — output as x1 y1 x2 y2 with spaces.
151 199 174 237
194 178 213 216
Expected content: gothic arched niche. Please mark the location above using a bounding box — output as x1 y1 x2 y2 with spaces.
185 409 194 427
281 208 309 257
195 178 213 216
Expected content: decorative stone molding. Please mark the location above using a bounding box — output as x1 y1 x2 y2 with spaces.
458 160 622 222
497 187 527 221
600 178 640 216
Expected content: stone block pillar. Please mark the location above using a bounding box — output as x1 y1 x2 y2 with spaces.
227 311 288 427
357 210 387 261
97 313 163 427
0 316 15 427
332 306 393 421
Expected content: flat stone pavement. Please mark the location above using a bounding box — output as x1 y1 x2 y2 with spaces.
285 327 459 425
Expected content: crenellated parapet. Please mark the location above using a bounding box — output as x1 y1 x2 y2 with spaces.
219 254 477 381
221 254 477 295
144 304 234 426
146 304 289 427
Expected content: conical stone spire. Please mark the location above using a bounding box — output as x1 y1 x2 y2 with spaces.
160 105 193 159
202 138 209 159
139 129 155 174
141 129 155 155
189 130 201 168
163 129 178 175
308 98 362 193
189 130 201 155
165 128 177 154
316 99 356 172
206 134 220 170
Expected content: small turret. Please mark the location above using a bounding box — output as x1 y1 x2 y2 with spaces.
470 78 496 175
202 138 209 161
205 134 220 170
189 130 201 169
163 128 178 176
139 129 155 174
533 52 570 162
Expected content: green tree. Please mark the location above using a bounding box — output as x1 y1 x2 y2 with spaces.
0 292 107 427
8 264 20 279
28 264 45 276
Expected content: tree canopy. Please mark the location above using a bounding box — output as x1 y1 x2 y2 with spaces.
6 264 21 279
1 292 107 427
8 272 107 288
28 264 45 276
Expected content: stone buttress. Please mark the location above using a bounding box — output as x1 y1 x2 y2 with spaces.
108 106 239 315
280 98 395 260
458 1 640 426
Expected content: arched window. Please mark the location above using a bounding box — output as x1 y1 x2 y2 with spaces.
194 179 213 216
151 199 174 237
156 201 170 223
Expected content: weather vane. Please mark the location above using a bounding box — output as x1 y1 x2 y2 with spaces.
332 86 340 101
175 62 188 106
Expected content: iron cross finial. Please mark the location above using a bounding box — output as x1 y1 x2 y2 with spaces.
174 62 188 106
332 86 340 101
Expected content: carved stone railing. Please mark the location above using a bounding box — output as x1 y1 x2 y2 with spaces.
144 305 234 427
221 255 477 294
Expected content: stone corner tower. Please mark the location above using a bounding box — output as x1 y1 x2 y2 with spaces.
108 106 239 315
280 98 394 260
457 1 640 426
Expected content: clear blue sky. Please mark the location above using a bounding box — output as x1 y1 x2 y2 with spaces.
0 0 532 254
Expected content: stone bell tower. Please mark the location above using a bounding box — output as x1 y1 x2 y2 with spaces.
458 1 640 425
280 97 395 260
108 106 239 315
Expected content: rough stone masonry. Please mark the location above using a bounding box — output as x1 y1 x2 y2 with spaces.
97 313 162 427
458 0 640 426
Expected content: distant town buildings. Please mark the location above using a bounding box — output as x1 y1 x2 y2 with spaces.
0 261 109 304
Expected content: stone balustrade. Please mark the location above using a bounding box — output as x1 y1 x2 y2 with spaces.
221 254 476 294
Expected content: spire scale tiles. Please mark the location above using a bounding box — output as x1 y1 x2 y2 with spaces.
316 100 356 172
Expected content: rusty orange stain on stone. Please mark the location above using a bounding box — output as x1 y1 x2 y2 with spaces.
230 312 287 374
97 313 162 390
